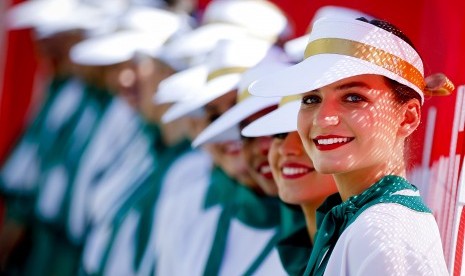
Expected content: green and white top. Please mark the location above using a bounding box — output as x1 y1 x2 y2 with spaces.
304 175 448 276
156 166 286 275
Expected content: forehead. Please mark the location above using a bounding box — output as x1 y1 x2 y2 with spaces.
306 74 389 94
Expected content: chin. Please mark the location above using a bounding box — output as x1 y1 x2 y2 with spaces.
279 190 307 205
259 182 279 196
314 163 342 175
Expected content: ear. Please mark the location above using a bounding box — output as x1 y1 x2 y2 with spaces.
398 99 421 137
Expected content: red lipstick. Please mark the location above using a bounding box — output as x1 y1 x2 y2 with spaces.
313 135 354 151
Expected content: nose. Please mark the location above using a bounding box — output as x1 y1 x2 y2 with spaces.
279 132 303 156
313 100 340 127
118 68 136 89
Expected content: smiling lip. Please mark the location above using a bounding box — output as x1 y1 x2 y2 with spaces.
313 135 354 151
281 163 314 179
257 162 273 179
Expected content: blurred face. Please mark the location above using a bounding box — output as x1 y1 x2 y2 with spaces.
269 131 337 204
103 61 139 108
203 91 257 189
136 56 176 122
242 135 275 195
240 106 278 196
297 74 408 177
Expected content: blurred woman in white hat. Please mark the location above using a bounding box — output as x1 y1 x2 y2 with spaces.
242 94 339 275
154 38 290 275
250 16 453 275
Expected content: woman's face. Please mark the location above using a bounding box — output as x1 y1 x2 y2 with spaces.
240 106 279 196
103 61 139 108
136 57 175 122
203 91 257 189
297 74 406 176
242 135 276 195
269 131 336 204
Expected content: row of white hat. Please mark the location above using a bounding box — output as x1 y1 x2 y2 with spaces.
154 6 375 148
7 1 376 149
7 0 291 67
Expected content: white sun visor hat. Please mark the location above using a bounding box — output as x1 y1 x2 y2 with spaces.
191 60 292 147
250 17 426 104
7 0 105 37
284 6 374 62
70 31 168 66
161 23 251 67
119 6 189 39
202 0 288 42
154 64 208 104
161 37 273 123
241 95 301 137
70 7 186 66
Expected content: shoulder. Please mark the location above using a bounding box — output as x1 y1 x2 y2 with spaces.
325 203 448 276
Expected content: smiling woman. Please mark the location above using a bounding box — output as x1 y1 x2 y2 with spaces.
249 16 454 276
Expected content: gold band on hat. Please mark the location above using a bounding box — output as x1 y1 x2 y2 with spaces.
238 88 252 103
279 94 301 107
207 66 249 82
304 38 426 92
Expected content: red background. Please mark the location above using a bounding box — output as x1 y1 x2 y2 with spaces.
1 0 464 267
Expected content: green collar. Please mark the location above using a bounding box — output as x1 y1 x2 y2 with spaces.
233 185 280 228
203 167 280 227
203 166 238 209
276 203 312 276
203 168 281 275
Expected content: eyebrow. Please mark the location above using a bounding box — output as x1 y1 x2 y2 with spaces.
335 81 371 91
309 81 371 93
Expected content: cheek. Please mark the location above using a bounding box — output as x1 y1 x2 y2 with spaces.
267 145 280 176
205 144 223 165
297 111 314 148
241 145 253 167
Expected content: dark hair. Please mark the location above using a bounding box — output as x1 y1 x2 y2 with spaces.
357 17 422 104
384 77 422 104
356 17 416 49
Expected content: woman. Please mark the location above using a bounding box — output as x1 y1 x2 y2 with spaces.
249 17 453 275
242 96 339 275
155 38 287 276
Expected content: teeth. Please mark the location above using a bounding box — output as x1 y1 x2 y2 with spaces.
282 167 309 176
317 137 351 145
260 165 271 174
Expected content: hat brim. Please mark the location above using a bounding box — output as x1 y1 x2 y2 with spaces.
283 34 309 62
249 53 424 98
161 74 241 123
154 65 208 104
192 95 280 147
241 100 300 137
70 31 165 66
163 23 249 60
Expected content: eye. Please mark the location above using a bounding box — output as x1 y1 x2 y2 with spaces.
344 93 366 103
272 133 288 140
301 94 321 105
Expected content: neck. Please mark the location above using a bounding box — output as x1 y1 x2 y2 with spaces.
300 196 328 243
334 165 406 201
160 119 189 146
